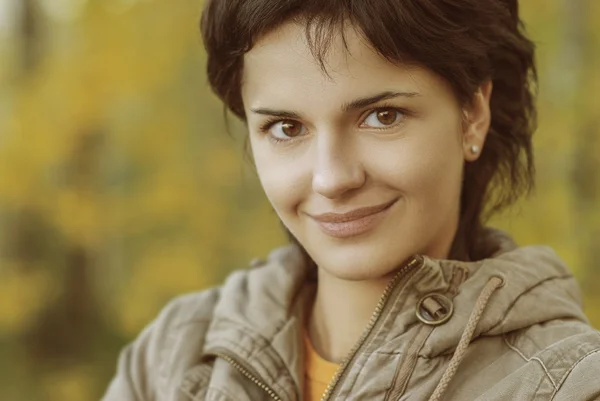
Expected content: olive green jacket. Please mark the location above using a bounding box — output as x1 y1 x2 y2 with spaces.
103 229 600 400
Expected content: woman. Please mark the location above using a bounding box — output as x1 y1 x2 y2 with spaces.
103 0 600 400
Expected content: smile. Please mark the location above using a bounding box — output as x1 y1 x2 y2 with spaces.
309 199 397 239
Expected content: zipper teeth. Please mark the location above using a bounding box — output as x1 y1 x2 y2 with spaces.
320 255 424 401
213 352 283 401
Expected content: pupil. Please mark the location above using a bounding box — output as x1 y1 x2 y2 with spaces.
377 110 396 125
282 121 300 137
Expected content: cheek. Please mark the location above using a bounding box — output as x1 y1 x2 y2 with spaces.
413 138 464 217
250 139 309 217
367 128 464 203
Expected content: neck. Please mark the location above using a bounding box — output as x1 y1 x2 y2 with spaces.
307 268 393 363
305 231 457 363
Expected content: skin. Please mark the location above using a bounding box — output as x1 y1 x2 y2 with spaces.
241 21 492 362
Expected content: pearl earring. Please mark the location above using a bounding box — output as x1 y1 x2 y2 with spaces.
470 145 480 155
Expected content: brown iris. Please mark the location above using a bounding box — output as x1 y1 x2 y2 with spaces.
281 120 303 137
376 109 398 125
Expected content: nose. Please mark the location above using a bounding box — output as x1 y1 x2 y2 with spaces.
312 134 366 199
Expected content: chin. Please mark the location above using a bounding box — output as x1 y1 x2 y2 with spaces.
320 261 394 281
306 237 415 281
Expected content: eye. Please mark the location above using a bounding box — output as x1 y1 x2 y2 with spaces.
362 108 404 128
268 120 306 140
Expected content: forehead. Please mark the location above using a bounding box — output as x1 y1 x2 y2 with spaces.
241 21 449 110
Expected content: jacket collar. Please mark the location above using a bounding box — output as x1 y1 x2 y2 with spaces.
201 245 311 400
199 228 588 397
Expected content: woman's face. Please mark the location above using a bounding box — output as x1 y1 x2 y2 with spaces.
242 22 489 280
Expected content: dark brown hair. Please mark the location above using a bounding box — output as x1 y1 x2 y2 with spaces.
201 0 537 261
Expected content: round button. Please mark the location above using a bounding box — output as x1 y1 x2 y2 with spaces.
416 293 454 326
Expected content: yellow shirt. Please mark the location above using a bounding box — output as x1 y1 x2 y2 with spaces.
304 333 341 401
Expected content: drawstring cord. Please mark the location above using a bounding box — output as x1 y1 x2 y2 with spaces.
429 276 505 401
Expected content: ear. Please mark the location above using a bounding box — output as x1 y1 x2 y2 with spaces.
462 80 493 162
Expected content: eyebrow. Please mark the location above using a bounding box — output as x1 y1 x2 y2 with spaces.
250 90 420 118
341 91 420 112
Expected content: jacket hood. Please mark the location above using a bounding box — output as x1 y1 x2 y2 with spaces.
422 229 588 357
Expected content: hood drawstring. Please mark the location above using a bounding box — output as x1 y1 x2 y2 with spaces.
429 276 505 401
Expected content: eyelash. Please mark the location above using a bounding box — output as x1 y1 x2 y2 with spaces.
258 119 286 137
258 103 409 144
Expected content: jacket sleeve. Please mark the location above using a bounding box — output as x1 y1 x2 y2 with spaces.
551 347 600 401
101 289 220 401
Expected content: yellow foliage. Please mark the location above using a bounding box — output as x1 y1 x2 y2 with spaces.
114 241 213 336
53 188 105 248
0 263 58 335
41 365 95 401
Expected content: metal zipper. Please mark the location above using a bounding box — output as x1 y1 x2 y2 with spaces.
209 350 283 401
320 255 425 401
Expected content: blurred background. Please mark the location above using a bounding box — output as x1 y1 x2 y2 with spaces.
0 0 598 400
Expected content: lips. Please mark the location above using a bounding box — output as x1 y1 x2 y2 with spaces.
309 199 397 238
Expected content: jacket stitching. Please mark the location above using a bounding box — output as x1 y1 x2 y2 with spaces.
502 334 557 390
206 326 277 362
209 336 294 398
371 349 403 356
205 387 239 401
171 318 213 332
488 275 573 333
204 296 302 359
179 386 197 400
180 364 213 393
342 351 374 397
550 347 600 400
210 316 287 349
180 385 211 401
